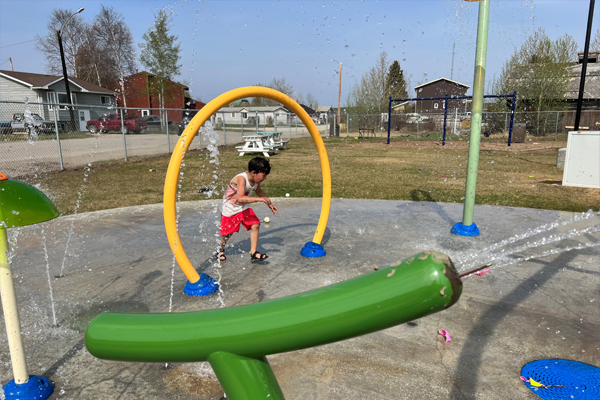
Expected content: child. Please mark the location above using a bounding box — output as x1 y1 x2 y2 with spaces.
218 157 278 261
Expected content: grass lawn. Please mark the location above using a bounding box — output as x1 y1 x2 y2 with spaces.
23 136 599 216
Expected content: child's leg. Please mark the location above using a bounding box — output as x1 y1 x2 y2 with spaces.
249 224 259 254
220 233 232 250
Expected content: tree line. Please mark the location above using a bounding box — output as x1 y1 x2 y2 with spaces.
35 7 182 109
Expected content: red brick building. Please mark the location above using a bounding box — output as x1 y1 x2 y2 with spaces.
107 71 204 122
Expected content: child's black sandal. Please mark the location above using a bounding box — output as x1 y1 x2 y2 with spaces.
250 251 268 261
215 249 226 261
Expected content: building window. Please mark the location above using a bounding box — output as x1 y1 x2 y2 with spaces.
46 92 56 109
242 112 247 118
434 103 439 109
142 109 150 117
232 113 236 117
101 96 111 105
57 93 77 110
443 102 446 109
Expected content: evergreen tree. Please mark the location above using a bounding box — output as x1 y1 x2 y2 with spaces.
386 60 408 105
139 10 182 122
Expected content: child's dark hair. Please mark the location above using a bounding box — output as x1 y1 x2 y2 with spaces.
248 157 271 175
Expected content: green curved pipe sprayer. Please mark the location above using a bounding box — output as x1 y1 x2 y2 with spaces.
85 251 463 399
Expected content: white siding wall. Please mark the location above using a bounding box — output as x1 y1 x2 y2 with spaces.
0 76 44 120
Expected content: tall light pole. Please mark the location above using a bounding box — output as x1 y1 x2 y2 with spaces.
332 59 342 135
57 7 84 131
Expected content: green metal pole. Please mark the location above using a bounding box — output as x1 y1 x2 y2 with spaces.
453 0 490 236
208 352 285 400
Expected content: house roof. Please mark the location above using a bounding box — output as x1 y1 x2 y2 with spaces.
414 77 470 90
0 70 114 94
315 106 333 112
565 62 600 100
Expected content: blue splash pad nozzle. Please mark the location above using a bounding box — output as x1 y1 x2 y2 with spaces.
520 359 599 400
301 241 326 258
2 375 54 400
184 273 219 296
451 222 480 237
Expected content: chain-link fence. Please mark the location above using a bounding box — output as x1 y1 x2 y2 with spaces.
2 98 598 178
0 100 320 178
340 110 599 140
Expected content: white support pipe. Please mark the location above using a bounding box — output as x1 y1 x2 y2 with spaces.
0 229 29 384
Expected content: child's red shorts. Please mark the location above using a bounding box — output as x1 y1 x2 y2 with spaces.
219 208 260 236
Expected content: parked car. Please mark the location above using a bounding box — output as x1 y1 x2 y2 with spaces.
0 121 11 135
11 113 56 134
142 115 173 127
86 114 147 134
405 113 430 123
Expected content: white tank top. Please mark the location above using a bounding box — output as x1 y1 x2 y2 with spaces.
221 172 258 217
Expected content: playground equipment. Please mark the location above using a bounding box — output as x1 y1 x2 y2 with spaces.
0 173 58 400
86 250 463 399
163 87 332 296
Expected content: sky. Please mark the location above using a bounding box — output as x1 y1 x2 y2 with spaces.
0 0 597 106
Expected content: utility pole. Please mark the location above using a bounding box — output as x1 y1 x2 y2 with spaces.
450 43 456 80
57 8 84 132
574 0 595 131
337 62 342 124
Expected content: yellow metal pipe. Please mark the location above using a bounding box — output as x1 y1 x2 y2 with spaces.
164 87 331 283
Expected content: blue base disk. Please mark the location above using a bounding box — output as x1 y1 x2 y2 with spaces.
451 222 480 237
3 375 54 400
184 273 219 296
301 241 326 257
520 359 599 399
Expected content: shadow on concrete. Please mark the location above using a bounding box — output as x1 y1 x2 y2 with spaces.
448 240 597 399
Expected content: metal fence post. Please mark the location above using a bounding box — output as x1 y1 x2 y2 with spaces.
166 109 171 153
507 90 516 146
222 112 226 146
52 107 64 170
555 111 559 140
442 95 449 146
241 113 244 136
503 112 508 138
295 117 298 138
346 111 349 137
120 108 128 162
274 112 278 132
256 111 258 134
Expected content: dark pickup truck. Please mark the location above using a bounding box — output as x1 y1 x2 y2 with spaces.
86 114 147 134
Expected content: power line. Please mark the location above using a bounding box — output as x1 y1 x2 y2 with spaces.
0 39 36 49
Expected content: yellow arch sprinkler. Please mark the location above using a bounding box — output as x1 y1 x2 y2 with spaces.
163 87 332 296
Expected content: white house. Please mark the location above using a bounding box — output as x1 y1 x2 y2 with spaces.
0 70 116 128
213 106 292 125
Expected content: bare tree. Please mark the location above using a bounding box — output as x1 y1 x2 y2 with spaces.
94 6 137 108
76 27 116 86
492 28 578 135
306 92 319 110
250 77 297 106
35 8 88 77
591 29 600 51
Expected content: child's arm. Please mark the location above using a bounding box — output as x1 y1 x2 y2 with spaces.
256 185 278 214
234 176 271 206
